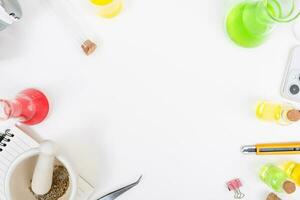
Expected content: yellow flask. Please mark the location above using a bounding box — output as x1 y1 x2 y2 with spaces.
90 0 123 18
283 161 300 186
255 101 300 125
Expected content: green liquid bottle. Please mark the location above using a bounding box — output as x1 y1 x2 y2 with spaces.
226 0 300 48
260 164 296 194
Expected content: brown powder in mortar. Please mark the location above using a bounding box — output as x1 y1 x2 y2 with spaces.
29 165 70 200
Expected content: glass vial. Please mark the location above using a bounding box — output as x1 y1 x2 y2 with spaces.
260 164 296 194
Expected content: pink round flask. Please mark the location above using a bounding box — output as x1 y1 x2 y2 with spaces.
0 89 49 125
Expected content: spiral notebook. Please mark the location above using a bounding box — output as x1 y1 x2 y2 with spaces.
0 121 94 200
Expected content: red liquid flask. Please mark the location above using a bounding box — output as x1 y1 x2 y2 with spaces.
0 89 49 125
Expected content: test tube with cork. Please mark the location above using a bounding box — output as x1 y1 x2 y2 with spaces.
256 101 300 125
46 0 98 55
260 164 296 194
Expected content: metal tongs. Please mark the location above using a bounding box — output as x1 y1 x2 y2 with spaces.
96 176 142 200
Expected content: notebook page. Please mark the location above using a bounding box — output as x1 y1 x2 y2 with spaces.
0 122 37 199
0 121 95 200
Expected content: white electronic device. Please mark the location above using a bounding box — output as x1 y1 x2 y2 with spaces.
0 0 21 31
281 46 300 102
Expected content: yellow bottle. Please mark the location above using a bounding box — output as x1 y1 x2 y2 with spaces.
90 0 123 18
255 101 300 125
283 161 300 186
91 0 113 4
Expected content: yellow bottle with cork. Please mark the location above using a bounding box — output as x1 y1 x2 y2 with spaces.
90 0 123 18
283 161 300 186
255 101 300 125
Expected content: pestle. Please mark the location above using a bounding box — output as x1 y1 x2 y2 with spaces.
31 141 57 195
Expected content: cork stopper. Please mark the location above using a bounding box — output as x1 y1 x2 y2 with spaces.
287 109 300 122
81 39 97 56
283 180 296 194
266 193 281 200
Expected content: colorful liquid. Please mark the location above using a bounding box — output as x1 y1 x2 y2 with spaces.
226 0 279 47
283 161 300 186
90 0 123 18
90 0 113 6
255 101 292 124
0 89 49 125
256 101 283 121
260 164 289 192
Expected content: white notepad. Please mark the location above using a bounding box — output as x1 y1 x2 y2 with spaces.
0 121 94 200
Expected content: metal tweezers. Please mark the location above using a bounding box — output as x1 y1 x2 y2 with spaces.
96 176 142 200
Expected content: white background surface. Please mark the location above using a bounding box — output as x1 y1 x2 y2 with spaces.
1 0 300 199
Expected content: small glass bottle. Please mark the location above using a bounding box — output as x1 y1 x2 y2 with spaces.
47 0 98 56
256 101 300 125
283 161 300 186
260 164 296 194
0 89 49 125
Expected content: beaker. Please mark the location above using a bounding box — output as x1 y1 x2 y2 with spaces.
226 0 300 47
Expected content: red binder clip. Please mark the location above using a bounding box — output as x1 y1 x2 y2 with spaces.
226 178 245 199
